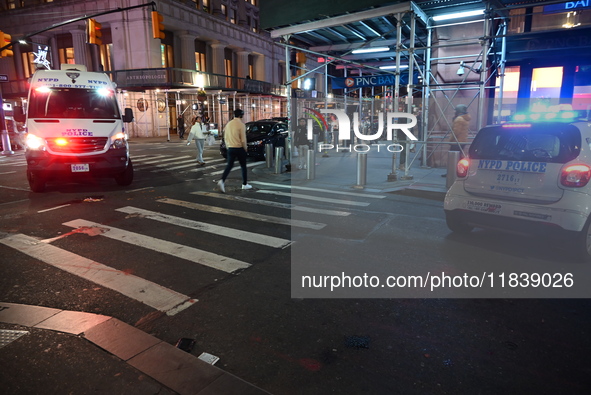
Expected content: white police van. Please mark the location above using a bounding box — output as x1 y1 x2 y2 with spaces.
444 109 591 261
15 64 134 192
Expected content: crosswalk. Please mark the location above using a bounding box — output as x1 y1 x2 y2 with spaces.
1 174 386 318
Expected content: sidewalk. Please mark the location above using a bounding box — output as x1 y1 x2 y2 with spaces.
0 302 270 395
252 147 449 199
127 135 450 198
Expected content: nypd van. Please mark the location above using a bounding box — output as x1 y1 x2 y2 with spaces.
443 110 591 261
15 64 134 192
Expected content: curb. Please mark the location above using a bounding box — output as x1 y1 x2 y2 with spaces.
0 302 270 395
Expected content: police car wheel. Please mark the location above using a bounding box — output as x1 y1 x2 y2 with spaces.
27 170 46 193
114 160 134 186
573 217 591 262
445 211 474 234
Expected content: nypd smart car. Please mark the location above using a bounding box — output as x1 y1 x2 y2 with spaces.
443 110 591 261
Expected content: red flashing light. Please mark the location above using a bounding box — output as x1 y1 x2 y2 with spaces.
55 138 68 146
561 164 591 188
457 158 470 178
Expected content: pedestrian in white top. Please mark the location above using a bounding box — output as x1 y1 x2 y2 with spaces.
187 116 208 165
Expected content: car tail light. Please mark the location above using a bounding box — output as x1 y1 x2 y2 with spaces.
561 164 591 187
456 158 470 178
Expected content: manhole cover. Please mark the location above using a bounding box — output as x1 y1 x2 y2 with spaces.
0 329 29 349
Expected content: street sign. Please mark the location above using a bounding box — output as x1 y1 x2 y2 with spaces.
0 74 8 82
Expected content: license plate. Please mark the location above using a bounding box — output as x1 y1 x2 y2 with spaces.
71 164 90 172
495 172 522 186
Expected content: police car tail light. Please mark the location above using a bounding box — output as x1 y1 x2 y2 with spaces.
25 134 46 150
456 158 470 178
561 164 591 187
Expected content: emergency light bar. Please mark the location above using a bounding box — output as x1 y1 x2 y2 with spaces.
511 111 578 123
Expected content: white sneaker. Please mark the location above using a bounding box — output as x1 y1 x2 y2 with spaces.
217 179 225 193
242 184 253 190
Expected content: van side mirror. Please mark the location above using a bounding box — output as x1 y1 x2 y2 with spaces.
13 106 25 123
122 108 134 123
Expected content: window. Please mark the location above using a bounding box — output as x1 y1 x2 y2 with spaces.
574 65 591 110
195 40 207 71
229 8 236 24
221 4 227 18
203 0 210 13
59 48 75 65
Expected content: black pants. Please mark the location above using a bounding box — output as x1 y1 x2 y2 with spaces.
222 147 248 184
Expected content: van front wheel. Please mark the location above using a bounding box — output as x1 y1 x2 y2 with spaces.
114 160 133 186
27 169 46 193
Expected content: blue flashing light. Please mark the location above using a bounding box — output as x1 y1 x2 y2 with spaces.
510 110 578 123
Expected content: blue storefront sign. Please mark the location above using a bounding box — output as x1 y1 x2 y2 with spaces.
544 1 591 14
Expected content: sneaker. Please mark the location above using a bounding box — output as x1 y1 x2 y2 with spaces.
242 184 253 190
217 179 225 193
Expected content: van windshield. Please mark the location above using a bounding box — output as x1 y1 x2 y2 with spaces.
469 124 581 164
28 88 121 119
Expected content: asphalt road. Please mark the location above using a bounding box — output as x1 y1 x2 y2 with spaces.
1 140 591 394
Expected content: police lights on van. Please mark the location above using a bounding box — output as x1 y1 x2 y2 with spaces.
22 64 135 192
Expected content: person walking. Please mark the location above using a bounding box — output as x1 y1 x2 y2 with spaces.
293 118 310 169
218 109 251 192
186 116 208 165
442 104 471 177
177 115 185 139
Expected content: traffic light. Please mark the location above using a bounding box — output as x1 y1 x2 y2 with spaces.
151 11 165 40
87 18 102 45
0 31 13 57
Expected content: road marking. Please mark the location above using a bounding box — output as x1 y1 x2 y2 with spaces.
206 161 262 176
190 191 351 217
132 155 166 162
37 204 71 213
134 156 192 166
153 158 225 173
256 190 371 207
116 206 291 248
62 219 251 274
0 233 195 315
0 171 17 175
0 185 30 191
250 181 386 198
125 186 155 193
158 198 326 230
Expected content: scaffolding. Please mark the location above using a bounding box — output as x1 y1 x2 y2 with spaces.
271 1 507 175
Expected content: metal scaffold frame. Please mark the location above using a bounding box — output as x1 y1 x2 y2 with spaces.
271 1 507 175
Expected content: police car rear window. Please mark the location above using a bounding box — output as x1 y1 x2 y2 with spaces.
469 124 581 164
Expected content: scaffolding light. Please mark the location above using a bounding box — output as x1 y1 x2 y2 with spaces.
379 65 408 70
432 9 484 21
351 47 390 54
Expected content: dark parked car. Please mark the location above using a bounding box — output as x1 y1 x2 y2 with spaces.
220 120 287 160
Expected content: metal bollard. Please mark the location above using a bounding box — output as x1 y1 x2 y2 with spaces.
446 151 460 189
306 148 315 180
265 143 273 168
1 130 14 156
274 146 284 174
357 152 367 186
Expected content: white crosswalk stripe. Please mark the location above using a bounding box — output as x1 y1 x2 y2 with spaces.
250 181 386 199
158 198 326 230
62 219 252 274
115 206 291 248
190 191 352 217
0 233 195 316
206 161 262 176
256 190 371 207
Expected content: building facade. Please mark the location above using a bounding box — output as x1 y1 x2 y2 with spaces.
0 0 324 137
